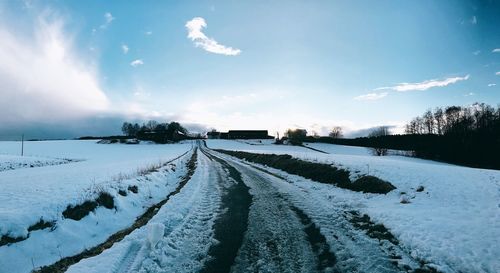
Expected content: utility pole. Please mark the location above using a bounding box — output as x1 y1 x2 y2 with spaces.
21 134 24 157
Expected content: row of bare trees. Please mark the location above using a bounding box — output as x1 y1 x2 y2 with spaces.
405 103 500 136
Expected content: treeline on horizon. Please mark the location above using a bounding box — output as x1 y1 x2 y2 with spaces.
309 103 500 170
121 121 193 143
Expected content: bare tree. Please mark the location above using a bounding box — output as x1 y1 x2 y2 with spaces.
434 108 445 135
368 126 390 156
285 129 307 145
423 110 434 134
329 126 343 139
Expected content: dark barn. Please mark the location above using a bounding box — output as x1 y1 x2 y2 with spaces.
227 130 272 139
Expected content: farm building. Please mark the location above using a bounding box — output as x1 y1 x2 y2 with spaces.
207 130 273 139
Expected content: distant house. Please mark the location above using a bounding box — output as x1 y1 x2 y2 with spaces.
228 130 272 139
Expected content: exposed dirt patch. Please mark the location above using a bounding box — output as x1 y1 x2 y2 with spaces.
0 234 27 246
348 211 399 245
351 175 396 194
127 185 138 193
62 200 98 221
62 192 115 221
28 219 56 232
96 192 115 209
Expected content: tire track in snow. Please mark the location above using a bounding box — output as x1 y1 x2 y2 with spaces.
214 149 410 273
199 149 252 273
134 146 223 272
214 153 322 273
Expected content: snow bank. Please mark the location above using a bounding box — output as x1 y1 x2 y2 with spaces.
0 140 193 273
67 151 221 273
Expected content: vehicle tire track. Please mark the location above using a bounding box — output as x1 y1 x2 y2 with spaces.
134 148 223 272
212 149 410 273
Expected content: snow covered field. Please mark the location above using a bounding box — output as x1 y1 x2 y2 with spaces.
0 154 76 172
0 140 193 272
207 139 500 273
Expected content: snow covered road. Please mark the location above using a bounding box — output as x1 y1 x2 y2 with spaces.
67 142 431 273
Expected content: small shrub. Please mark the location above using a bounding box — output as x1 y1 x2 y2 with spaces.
370 147 388 156
351 175 396 194
416 185 425 192
118 189 127 196
96 192 115 209
128 185 139 193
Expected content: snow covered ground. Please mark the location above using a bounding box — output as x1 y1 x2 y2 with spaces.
207 139 500 273
0 140 193 273
0 154 76 172
66 149 222 273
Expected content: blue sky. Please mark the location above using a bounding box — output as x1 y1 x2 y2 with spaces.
0 0 499 138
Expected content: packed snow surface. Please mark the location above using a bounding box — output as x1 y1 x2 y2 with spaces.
207 139 500 273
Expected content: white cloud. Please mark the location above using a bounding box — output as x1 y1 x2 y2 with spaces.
354 92 388 101
145 31 152 35
496 72 500 76
492 48 500 53
121 44 129 54
99 12 114 29
464 92 475 97
185 17 241 56
472 50 480 55
488 83 496 87
470 16 477 24
130 59 143 67
376 75 470 92
0 14 109 125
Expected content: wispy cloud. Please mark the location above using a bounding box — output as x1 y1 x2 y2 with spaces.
472 50 480 55
376 75 470 92
185 17 241 56
130 59 144 67
464 92 475 97
492 48 500 53
0 13 109 125
496 72 500 76
145 31 152 35
354 92 388 101
99 12 115 29
121 44 129 54
488 83 496 87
